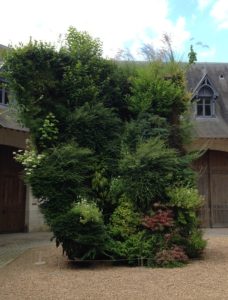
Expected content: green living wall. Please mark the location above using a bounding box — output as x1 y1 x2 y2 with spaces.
5 28 206 267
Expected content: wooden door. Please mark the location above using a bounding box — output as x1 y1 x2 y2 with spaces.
0 145 26 233
196 150 228 227
195 152 211 227
209 151 228 227
194 152 210 227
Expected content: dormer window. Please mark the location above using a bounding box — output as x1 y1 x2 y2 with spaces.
196 97 213 117
192 74 218 118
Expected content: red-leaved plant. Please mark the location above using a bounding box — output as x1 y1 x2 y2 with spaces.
155 245 188 266
142 209 174 231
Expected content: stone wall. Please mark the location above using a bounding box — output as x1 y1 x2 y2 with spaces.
25 187 48 232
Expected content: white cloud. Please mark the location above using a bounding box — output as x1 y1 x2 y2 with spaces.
0 0 190 59
197 0 214 10
142 16 190 55
198 47 216 60
210 0 228 29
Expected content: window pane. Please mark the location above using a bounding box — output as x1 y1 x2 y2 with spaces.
204 98 211 105
197 104 203 116
5 91 9 104
197 99 203 104
0 89 2 104
205 105 211 116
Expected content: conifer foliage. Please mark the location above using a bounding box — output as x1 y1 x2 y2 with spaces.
5 28 206 267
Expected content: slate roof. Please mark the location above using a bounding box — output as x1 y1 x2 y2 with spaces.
0 68 28 132
0 107 28 132
0 44 9 49
1 61 228 137
187 63 228 138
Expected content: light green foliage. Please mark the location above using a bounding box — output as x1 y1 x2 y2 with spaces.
168 187 204 209
39 112 59 149
0 45 10 62
185 229 207 258
109 196 141 239
71 200 103 225
107 230 166 266
123 232 165 264
129 62 188 116
92 169 109 200
128 61 190 151
66 27 103 61
167 186 205 236
108 177 124 204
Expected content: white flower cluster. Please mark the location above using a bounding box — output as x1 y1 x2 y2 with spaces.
14 146 45 177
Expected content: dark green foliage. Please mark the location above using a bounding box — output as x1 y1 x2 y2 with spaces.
122 113 170 153
98 60 133 121
120 138 179 211
52 201 107 260
5 28 129 154
188 45 197 65
65 102 122 168
184 229 206 258
5 42 67 149
6 28 206 267
29 143 95 223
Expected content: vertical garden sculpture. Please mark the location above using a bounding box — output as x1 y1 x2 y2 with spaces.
5 28 206 267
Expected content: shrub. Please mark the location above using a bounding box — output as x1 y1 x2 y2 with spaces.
52 201 107 260
107 230 166 266
6 34 206 266
155 245 188 267
185 229 207 258
168 187 204 210
120 138 178 211
142 209 174 231
29 143 95 223
107 198 169 265
123 231 166 266
108 196 141 240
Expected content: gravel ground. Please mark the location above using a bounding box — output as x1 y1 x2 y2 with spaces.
0 236 228 300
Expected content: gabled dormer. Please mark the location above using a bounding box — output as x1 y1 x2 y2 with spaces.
192 74 218 118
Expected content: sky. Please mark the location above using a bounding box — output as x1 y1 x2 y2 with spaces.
1 0 228 62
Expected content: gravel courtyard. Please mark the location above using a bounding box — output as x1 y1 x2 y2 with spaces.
1 233 228 300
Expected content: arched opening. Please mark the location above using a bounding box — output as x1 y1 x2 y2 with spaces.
0 145 26 232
